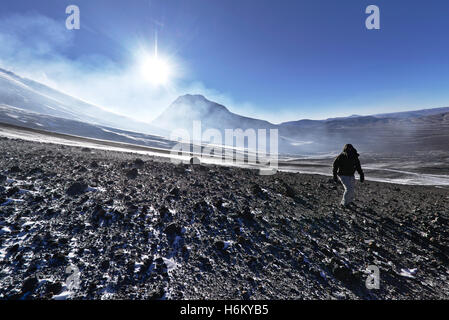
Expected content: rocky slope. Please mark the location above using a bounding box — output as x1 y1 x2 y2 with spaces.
0 136 448 300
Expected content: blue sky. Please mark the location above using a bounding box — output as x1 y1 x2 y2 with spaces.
1 0 449 123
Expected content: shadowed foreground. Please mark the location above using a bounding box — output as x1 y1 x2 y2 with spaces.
0 137 448 299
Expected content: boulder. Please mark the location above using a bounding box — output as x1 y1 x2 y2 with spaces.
126 168 139 179
134 158 145 168
164 223 182 236
21 276 38 294
66 182 88 196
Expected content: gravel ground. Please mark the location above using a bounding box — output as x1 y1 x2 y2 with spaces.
1 136 448 300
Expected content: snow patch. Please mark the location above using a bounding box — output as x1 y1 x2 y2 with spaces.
162 257 180 273
399 268 418 278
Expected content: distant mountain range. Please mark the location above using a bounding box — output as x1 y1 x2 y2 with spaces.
153 93 449 154
1 68 449 155
155 93 449 128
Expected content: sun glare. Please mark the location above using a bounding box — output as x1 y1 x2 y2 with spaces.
141 55 172 86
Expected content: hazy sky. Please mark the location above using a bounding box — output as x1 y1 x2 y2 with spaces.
1 0 449 123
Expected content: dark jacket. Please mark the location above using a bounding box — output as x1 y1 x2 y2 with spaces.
333 147 364 177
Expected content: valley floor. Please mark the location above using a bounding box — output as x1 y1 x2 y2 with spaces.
1 136 449 299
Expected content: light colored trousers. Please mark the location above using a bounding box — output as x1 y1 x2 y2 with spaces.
339 175 355 205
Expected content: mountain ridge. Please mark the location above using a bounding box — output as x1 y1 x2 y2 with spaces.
153 93 276 133
156 93 449 130
0 67 165 136
2 68 449 154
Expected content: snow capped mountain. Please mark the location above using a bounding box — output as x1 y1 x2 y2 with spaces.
153 94 276 133
1 67 449 155
152 94 449 154
0 68 165 136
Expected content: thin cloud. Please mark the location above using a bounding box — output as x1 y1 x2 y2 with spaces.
0 12 303 125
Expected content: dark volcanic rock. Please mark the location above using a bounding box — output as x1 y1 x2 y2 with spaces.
283 182 297 198
49 253 67 267
331 263 359 286
133 158 145 168
164 223 182 236
251 183 264 196
148 287 165 300
91 204 107 224
169 186 180 197
0 136 448 300
66 182 88 196
9 165 21 173
100 260 110 271
126 168 139 179
6 186 20 197
239 206 254 220
214 240 226 250
159 206 172 220
90 161 99 168
28 167 43 175
45 282 63 296
22 277 38 294
7 243 20 254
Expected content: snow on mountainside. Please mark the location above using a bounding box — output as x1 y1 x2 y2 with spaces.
153 94 276 132
153 94 449 154
0 68 165 136
373 107 449 119
0 104 177 150
2 68 449 155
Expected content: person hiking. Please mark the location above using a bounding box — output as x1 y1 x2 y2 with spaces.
333 144 364 207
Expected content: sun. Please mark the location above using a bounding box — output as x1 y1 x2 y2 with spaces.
141 55 172 86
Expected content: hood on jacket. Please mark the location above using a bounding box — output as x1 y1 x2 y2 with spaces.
342 144 359 158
